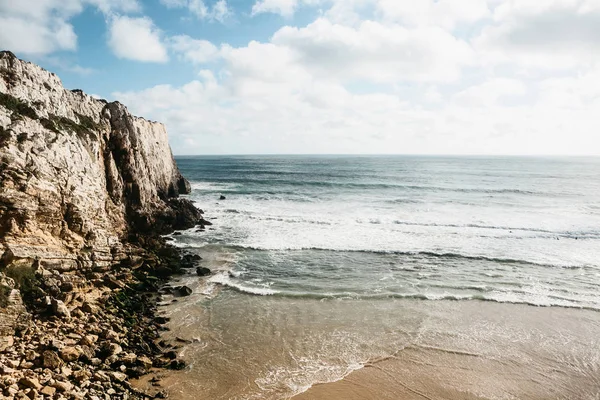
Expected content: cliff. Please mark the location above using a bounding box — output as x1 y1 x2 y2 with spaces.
0 52 204 398
0 50 201 274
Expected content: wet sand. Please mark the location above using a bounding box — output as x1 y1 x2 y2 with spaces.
295 304 600 400
134 284 600 400
294 341 600 400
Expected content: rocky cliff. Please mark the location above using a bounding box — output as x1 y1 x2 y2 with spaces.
0 50 201 274
0 51 204 398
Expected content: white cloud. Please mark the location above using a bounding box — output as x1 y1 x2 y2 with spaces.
454 78 527 107
377 0 490 29
159 0 231 21
170 35 220 64
475 0 600 69
0 0 141 55
251 0 298 17
86 0 141 14
0 0 565 155
271 18 474 83
0 0 81 54
108 16 168 63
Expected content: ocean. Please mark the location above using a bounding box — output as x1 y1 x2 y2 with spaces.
156 156 600 399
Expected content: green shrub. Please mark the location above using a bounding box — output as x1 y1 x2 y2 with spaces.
0 92 38 120
4 265 41 301
75 112 101 131
0 285 10 308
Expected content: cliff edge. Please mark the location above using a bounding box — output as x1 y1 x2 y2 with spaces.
0 50 201 273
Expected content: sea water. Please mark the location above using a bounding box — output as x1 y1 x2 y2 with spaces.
161 156 600 399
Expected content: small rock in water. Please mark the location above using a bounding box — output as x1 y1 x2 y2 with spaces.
173 232 183 236
174 286 193 297
196 267 211 277
219 195 226 200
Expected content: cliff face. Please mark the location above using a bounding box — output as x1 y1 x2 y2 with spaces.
0 51 200 273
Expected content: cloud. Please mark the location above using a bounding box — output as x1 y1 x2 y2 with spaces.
251 0 299 17
0 0 81 54
159 0 231 22
454 78 527 107
115 1 600 156
475 0 600 69
170 35 220 64
0 0 142 55
271 18 474 83
377 0 490 29
108 16 169 63
85 0 141 14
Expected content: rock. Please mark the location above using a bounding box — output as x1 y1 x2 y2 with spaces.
50 380 73 392
19 377 42 390
105 343 122 356
81 302 98 314
137 356 153 370
73 370 92 382
0 336 14 351
108 371 128 382
93 371 110 382
169 360 186 370
60 346 80 362
40 386 56 396
80 334 98 346
42 350 63 369
51 299 71 319
173 286 192 297
219 195 226 200
196 267 211 277
104 329 119 341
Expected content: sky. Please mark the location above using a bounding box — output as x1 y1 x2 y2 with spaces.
0 0 599 155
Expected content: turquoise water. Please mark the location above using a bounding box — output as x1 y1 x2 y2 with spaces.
173 156 600 310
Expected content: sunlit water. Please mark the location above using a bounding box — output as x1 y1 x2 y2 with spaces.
159 156 600 399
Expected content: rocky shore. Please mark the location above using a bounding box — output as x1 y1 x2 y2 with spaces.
0 51 208 399
0 235 211 400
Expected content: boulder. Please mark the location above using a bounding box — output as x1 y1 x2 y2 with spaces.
60 346 80 362
51 380 73 392
219 195 226 200
19 377 41 390
40 386 56 396
51 299 70 319
42 350 64 369
196 267 211 277
174 286 193 297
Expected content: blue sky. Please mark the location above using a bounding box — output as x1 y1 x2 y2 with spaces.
1 0 600 155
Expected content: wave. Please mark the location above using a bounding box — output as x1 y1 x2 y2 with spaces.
227 245 591 270
212 282 600 312
389 220 599 239
189 179 556 196
209 273 279 296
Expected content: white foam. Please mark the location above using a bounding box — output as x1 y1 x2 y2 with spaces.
208 272 279 296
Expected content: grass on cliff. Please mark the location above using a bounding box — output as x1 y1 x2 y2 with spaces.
3 265 41 303
0 92 38 120
41 113 101 140
0 285 10 308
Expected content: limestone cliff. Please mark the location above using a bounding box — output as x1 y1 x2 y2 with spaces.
0 51 201 274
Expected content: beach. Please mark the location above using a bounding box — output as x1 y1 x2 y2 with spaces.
139 155 600 399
